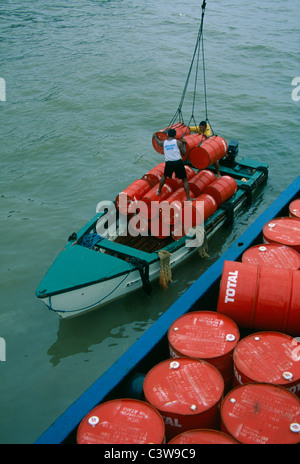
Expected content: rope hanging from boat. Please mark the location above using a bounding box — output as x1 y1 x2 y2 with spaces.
169 0 212 133
158 250 172 289
188 226 209 257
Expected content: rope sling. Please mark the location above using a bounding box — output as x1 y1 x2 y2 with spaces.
168 0 213 135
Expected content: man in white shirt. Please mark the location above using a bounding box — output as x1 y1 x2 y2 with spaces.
153 128 191 201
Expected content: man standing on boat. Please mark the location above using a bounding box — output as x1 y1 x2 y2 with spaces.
153 128 192 201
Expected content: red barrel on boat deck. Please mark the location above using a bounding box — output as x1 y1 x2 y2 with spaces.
217 261 300 336
203 175 238 207
221 383 300 444
149 215 171 239
128 214 149 236
289 199 300 219
142 163 165 188
171 221 188 241
180 193 218 230
160 188 195 225
143 358 224 441
168 429 239 444
158 167 192 192
115 179 152 215
182 164 196 181
76 398 165 444
137 182 176 220
233 331 300 397
152 122 190 155
166 164 197 189
168 311 240 392
189 135 228 169
188 169 216 197
242 243 300 270
263 217 300 252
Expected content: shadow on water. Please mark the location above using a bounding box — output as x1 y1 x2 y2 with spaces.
46 284 166 367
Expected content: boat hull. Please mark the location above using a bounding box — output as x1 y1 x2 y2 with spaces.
40 241 199 318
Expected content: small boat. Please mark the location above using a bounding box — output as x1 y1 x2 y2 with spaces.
35 151 268 318
35 175 300 444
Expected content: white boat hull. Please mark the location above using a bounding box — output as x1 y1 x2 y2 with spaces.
41 242 197 318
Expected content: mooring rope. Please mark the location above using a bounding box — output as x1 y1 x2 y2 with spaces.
188 225 209 257
158 250 173 290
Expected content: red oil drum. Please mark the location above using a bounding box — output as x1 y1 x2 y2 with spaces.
242 244 300 270
263 217 300 252
167 164 196 189
203 175 238 207
180 193 218 230
189 135 228 169
182 133 205 160
233 331 300 397
115 179 152 215
221 383 300 444
143 358 224 441
160 188 195 225
168 429 239 444
168 311 240 392
217 261 300 336
188 169 217 197
152 122 190 154
76 398 165 444
128 214 149 236
142 163 165 188
171 221 188 241
138 182 176 220
289 199 300 218
183 164 196 180
149 215 171 239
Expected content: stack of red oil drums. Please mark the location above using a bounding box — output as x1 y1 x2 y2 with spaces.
76 195 300 445
115 161 238 240
115 120 237 239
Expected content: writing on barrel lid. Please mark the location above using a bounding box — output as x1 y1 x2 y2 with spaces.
168 310 239 359
233 331 300 396
263 217 300 252
221 383 300 444
242 244 300 270
76 398 165 444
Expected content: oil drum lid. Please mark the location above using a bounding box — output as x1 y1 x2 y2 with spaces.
242 244 300 270
221 383 300 444
289 199 300 218
168 311 240 359
76 398 165 444
233 331 300 386
168 429 239 444
143 358 224 415
263 217 300 251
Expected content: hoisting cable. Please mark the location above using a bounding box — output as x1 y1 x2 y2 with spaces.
169 0 207 128
201 29 214 135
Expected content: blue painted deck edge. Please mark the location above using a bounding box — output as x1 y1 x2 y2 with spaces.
35 175 300 444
